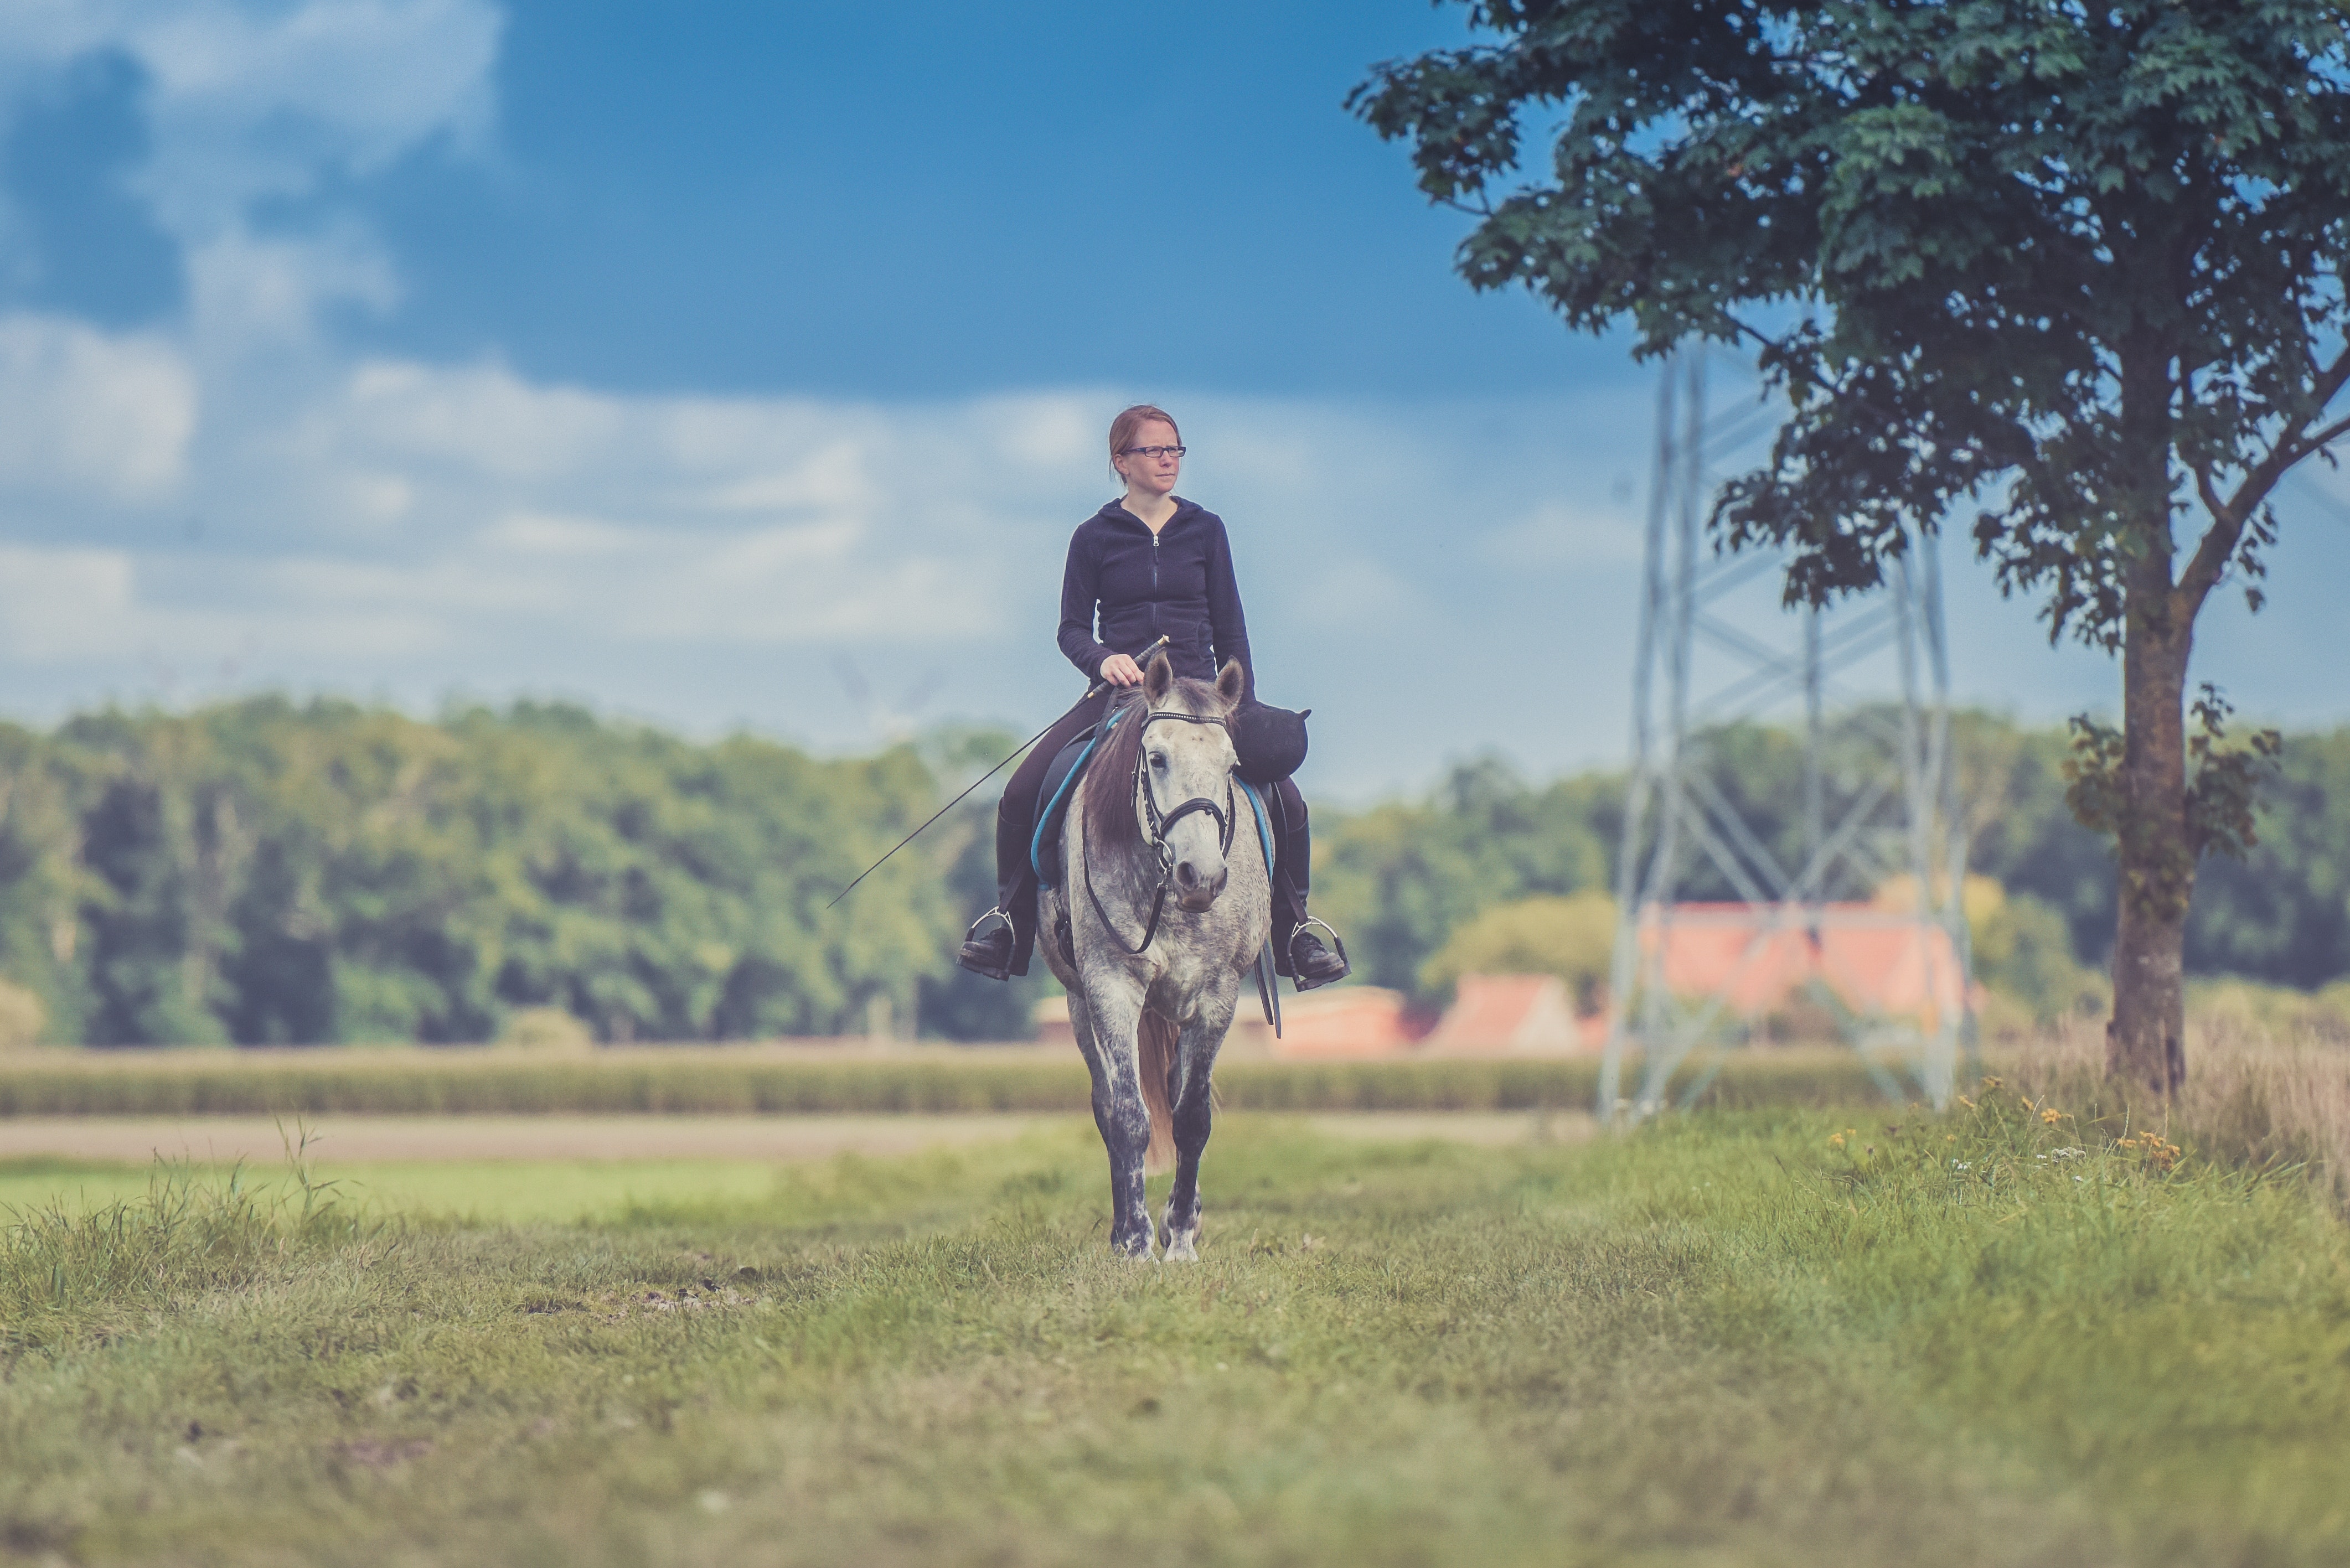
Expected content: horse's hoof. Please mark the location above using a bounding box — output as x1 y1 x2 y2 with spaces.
1164 1230 1199 1262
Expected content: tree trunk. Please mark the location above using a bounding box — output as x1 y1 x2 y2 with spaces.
2106 583 2193 1095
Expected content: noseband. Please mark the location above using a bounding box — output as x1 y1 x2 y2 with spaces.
1082 706 1237 957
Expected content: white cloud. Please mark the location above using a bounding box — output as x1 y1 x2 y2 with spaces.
4 0 500 339
0 315 195 500
482 511 640 557
340 359 626 479
1291 556 1421 632
1476 498 1645 568
4 0 499 221
0 543 141 658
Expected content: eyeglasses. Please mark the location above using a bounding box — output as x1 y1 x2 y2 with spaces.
1120 444 1186 460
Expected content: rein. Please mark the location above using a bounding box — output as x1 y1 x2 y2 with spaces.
1081 706 1238 957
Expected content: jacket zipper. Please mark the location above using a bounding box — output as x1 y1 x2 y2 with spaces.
1150 529 1160 639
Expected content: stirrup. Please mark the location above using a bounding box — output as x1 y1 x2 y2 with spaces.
956 908 1016 981
1288 917 1351 992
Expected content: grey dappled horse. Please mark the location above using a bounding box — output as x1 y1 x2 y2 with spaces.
1040 654 1272 1260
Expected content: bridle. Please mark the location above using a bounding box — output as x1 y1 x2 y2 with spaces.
1082 705 1239 957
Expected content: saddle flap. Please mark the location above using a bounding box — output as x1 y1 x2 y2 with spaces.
1029 724 1101 890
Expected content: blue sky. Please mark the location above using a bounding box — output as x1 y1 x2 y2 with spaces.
0 1 2343 798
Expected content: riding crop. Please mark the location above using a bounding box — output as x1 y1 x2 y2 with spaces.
825 635 1171 909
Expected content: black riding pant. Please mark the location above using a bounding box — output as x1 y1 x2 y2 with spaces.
992 690 1313 977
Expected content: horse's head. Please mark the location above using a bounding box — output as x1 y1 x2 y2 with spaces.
1084 653 1247 914
1142 653 1246 912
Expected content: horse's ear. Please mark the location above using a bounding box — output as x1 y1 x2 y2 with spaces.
1214 658 1246 712
1143 652 1175 703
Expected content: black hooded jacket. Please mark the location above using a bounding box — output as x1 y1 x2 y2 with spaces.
1056 498 1254 699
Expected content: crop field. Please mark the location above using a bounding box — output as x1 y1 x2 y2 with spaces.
0 1044 1888 1119
4 1069 2348 1568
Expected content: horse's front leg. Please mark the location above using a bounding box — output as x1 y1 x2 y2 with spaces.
1160 980 1239 1262
1073 980 1156 1259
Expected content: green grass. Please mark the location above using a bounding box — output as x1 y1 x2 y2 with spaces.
0 1156 800 1228
2 1098 2346 1566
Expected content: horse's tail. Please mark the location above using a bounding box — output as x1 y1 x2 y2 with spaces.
1138 1010 1179 1175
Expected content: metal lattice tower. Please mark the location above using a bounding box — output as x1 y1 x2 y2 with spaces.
1598 346 1976 1123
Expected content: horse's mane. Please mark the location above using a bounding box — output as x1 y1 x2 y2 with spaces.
1081 677 1223 857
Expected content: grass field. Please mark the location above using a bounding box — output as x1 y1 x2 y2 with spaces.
4 1083 2348 1567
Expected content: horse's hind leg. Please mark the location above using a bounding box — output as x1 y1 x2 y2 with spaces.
1160 994 1236 1261
1073 984 1156 1260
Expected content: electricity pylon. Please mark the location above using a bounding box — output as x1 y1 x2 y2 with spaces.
1598 346 1975 1123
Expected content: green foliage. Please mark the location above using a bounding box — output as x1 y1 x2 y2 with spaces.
0 698 977 1045
2184 686 2285 861
1318 713 2350 1005
1310 757 1615 996
2 1115 2346 1564
2191 727 2350 984
2068 686 2285 924
910 727 1053 1043
0 980 46 1050
497 1007 593 1050
2062 714 2129 840
1971 890 2104 1023
9 696 2350 1047
1418 891 1616 1007
1355 1 2350 639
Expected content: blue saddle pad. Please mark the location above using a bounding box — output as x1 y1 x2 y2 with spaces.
1031 714 1111 890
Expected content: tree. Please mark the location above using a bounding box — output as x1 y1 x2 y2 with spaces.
1354 0 2350 1091
1418 891 1618 1010
1313 757 1616 997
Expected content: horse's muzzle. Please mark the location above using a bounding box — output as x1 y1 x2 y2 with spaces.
1171 857 1227 913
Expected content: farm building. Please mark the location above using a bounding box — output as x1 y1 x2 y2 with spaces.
1029 902 1966 1059
1634 902 1972 1032
1423 974 1598 1054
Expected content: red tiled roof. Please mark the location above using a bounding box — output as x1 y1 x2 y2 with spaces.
1427 974 1592 1054
1641 903 1967 1026
1267 987 1429 1058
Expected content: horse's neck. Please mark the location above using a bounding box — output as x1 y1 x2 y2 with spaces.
1080 720 1158 885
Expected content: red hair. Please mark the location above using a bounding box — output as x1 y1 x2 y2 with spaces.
1108 405 1180 478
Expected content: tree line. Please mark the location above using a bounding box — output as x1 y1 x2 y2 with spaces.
0 697 1006 1047
1311 713 2350 1027
0 696 2344 1047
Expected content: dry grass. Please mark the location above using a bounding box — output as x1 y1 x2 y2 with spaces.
2007 1017 2350 1209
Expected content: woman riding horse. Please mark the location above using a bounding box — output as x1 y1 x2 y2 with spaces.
957 403 1351 989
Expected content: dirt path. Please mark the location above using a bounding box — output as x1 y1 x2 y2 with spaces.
0 1111 1589 1165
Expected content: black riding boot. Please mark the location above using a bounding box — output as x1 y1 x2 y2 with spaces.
1267 779 1350 991
957 692 1108 981
957 909 1019 981
956 811 1039 981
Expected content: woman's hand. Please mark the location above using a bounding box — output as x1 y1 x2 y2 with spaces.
1098 653 1144 687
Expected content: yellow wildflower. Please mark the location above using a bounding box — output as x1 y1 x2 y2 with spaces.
2040 1108 2062 1125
